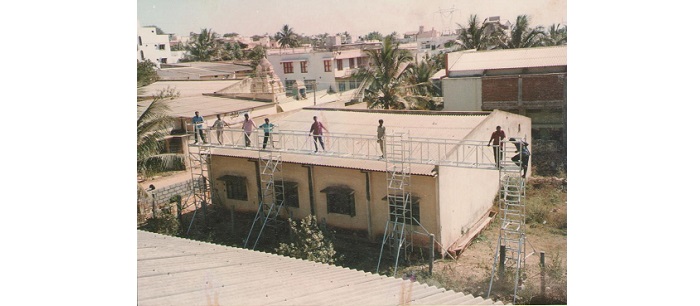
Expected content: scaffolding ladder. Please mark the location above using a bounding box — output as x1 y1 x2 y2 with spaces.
488 140 528 304
376 133 413 275
244 149 286 250
187 143 212 235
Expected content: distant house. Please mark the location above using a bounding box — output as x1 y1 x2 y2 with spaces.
137 25 184 68
441 45 567 144
265 42 380 97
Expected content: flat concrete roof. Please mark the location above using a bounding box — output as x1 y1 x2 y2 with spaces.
137 230 503 305
239 108 490 141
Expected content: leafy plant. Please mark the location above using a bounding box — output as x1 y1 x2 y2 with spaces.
137 60 159 87
276 215 338 264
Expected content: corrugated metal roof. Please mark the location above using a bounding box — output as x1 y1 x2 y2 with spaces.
448 46 566 73
138 230 504 305
163 95 274 119
137 95 275 120
137 80 241 98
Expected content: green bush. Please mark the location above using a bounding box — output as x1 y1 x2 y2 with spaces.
141 214 180 236
276 215 338 264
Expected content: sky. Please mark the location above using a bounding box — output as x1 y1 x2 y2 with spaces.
137 0 567 37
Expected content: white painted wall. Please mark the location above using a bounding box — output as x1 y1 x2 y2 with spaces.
442 77 482 111
437 166 499 250
267 49 338 93
137 26 182 68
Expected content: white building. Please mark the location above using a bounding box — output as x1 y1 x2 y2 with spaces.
137 25 184 68
266 44 376 97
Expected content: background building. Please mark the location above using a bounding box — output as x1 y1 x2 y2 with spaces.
441 45 566 144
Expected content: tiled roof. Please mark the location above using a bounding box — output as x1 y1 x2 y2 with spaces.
137 230 504 305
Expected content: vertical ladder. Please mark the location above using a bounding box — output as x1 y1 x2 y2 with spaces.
488 139 528 304
376 132 412 275
244 148 286 250
187 142 212 235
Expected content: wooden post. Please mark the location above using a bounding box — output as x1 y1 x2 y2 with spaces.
498 245 506 278
540 251 546 295
429 234 435 275
230 205 235 235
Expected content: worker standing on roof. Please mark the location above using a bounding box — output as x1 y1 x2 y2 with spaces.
377 119 386 159
259 118 276 149
309 115 328 152
242 113 257 147
192 111 207 144
487 126 505 168
212 114 230 145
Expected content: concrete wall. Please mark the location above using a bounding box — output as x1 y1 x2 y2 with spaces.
210 156 259 211
437 166 499 249
266 51 338 92
442 77 482 111
208 155 442 247
137 27 182 68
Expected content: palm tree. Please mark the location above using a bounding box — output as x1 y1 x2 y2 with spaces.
352 35 414 109
455 15 492 51
543 23 567 46
502 15 545 49
404 59 441 110
137 87 181 178
276 24 300 48
185 28 219 61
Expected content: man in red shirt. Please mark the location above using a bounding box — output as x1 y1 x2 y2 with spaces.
309 116 329 152
487 126 506 168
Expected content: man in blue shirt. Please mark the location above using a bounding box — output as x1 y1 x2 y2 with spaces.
192 111 206 144
258 118 276 149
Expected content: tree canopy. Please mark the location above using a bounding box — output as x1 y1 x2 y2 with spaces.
275 24 300 48
184 28 219 61
137 60 159 88
137 88 180 178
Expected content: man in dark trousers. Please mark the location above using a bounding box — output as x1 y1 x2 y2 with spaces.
487 126 506 168
192 111 207 144
509 137 531 178
309 116 328 152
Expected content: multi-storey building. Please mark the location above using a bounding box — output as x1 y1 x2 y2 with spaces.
137 25 184 68
266 40 380 98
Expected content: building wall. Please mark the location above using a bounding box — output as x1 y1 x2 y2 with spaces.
437 166 499 249
267 48 369 94
210 156 259 211
266 50 338 93
208 154 443 247
137 27 182 68
441 77 482 111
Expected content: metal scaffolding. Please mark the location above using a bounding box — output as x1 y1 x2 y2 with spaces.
244 148 286 250
487 138 532 304
186 142 212 234
376 133 413 274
